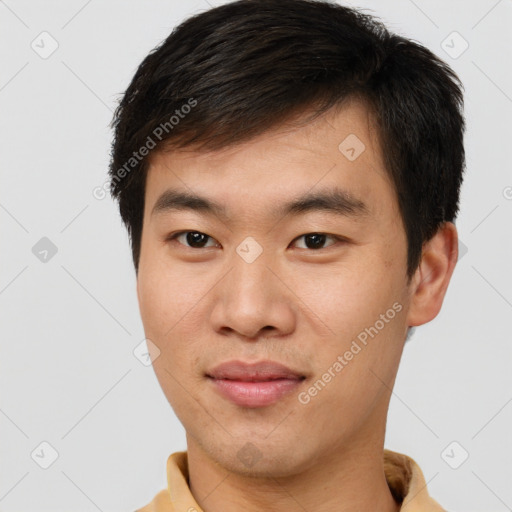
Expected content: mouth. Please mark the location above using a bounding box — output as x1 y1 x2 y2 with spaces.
206 360 306 408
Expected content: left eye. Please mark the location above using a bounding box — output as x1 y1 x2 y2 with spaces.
291 233 340 250
166 231 343 250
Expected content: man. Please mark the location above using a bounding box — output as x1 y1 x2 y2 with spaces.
108 0 465 510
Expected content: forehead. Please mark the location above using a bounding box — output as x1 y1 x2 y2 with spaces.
144 98 396 223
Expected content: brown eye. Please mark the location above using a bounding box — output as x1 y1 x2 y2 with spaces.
292 233 340 250
167 231 219 249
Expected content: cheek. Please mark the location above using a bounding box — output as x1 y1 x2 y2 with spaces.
137 249 219 370
137 264 206 416
293 260 407 387
294 269 406 434
137 249 201 335
294 260 397 337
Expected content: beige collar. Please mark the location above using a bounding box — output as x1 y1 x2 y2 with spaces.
137 449 444 511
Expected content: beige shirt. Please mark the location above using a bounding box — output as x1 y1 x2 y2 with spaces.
136 449 445 511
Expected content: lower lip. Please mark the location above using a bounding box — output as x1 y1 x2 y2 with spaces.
209 377 303 407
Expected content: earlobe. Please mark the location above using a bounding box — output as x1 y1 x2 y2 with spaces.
406 222 459 328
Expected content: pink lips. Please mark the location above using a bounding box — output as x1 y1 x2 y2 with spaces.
207 360 305 408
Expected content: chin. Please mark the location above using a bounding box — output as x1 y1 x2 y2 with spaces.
204 436 314 478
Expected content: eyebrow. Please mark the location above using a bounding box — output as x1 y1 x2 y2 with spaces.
151 187 370 221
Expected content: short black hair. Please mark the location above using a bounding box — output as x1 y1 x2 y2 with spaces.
109 0 466 280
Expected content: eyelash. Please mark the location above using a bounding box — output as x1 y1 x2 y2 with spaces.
165 231 347 251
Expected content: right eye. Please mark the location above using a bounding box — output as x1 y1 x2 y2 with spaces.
166 231 220 249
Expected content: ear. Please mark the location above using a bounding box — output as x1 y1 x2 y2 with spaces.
406 221 459 327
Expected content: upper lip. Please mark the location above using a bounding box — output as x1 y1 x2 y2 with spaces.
206 360 305 381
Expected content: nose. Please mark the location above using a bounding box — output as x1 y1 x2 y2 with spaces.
210 250 296 341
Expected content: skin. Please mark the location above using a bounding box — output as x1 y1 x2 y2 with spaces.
136 97 458 512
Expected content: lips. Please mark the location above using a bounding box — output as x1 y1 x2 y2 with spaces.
206 360 305 381
206 360 306 407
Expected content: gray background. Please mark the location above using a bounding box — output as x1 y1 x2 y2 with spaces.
1 0 511 510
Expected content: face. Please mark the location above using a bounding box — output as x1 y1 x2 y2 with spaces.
137 98 415 476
